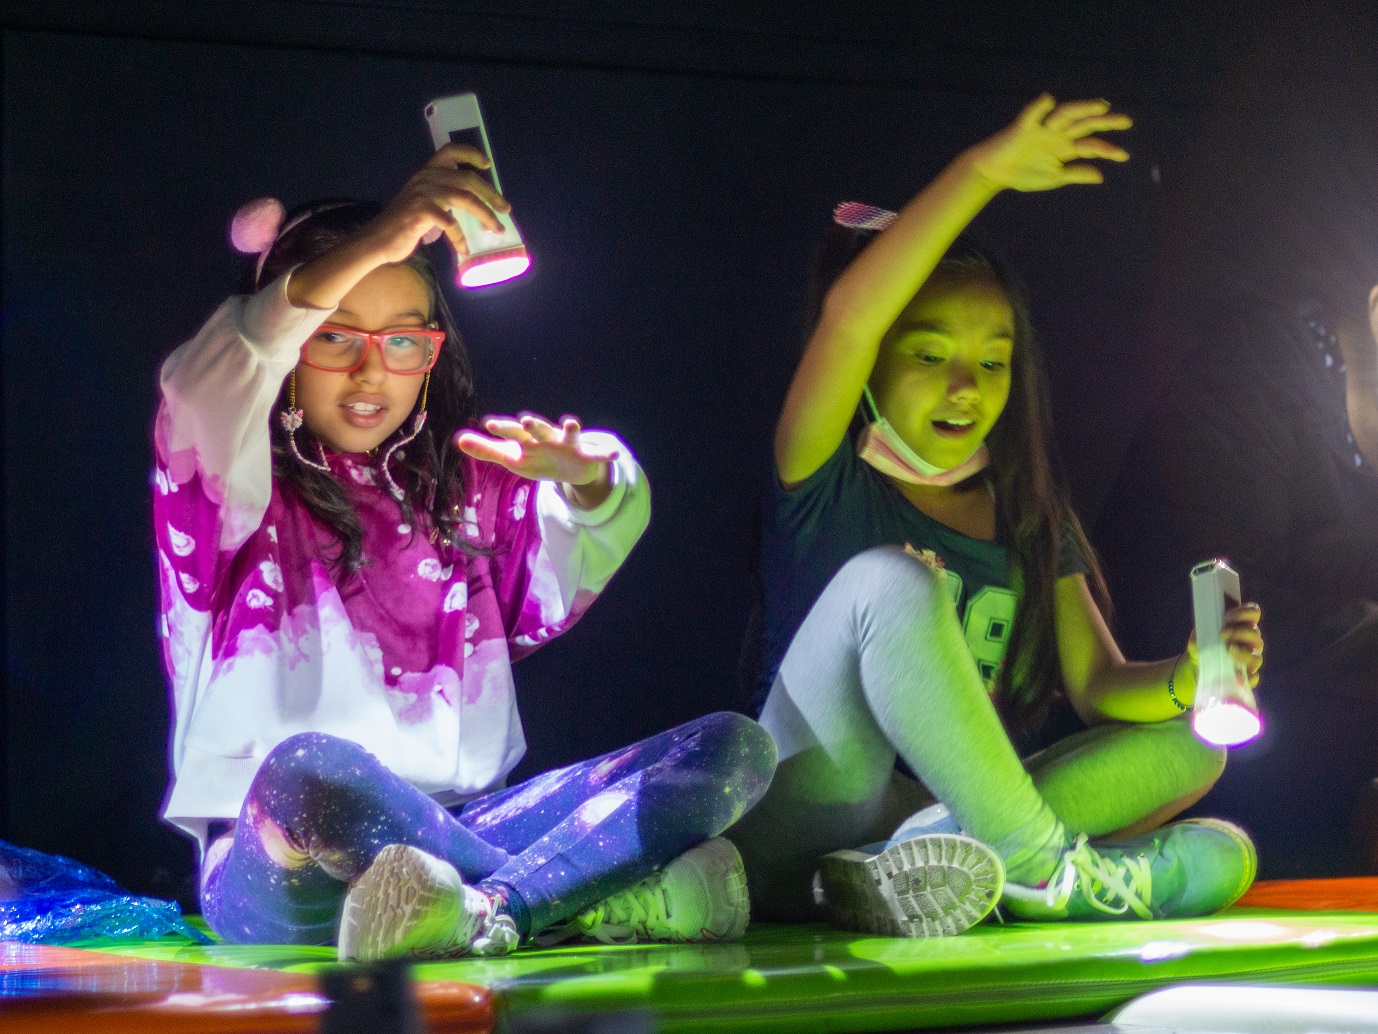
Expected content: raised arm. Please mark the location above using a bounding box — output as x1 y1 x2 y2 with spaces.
774 97 1131 488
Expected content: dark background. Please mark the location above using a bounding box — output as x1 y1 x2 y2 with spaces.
2 1 1374 905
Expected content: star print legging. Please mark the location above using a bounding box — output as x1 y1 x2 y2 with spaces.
200 712 777 945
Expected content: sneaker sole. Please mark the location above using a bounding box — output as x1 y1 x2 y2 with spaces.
1179 817 1258 910
815 834 1005 937
683 837 751 941
337 844 462 962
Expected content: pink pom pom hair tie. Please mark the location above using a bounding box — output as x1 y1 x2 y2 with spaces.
229 198 357 288
833 202 899 232
229 197 286 255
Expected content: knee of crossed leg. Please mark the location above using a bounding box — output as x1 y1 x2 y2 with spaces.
832 545 947 622
256 732 378 802
695 711 779 805
1158 716 1229 796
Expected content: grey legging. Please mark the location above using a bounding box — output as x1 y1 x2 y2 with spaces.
730 546 1225 920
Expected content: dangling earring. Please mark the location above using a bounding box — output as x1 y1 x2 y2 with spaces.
280 369 330 472
379 372 430 501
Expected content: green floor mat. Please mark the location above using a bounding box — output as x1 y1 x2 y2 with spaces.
71 910 1378 1033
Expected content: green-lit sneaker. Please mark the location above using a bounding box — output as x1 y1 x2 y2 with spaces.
1002 818 1257 922
813 834 1006 937
536 837 750 946
338 844 520 961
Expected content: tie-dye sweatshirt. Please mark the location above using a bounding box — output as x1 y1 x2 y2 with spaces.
154 274 650 850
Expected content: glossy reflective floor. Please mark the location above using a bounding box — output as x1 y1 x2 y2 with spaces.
2 880 1378 1034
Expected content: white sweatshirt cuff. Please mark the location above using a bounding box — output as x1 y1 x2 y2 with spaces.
550 431 639 526
239 270 336 364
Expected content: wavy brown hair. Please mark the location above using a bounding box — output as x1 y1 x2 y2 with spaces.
243 200 481 574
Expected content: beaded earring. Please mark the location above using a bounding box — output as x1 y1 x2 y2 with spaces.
378 372 431 501
280 370 331 472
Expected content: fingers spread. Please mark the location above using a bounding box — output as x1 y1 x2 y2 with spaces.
519 413 560 443
1074 137 1131 162
1066 113 1133 139
1018 93 1058 127
483 417 536 443
1058 163 1106 185
1045 98 1112 132
455 430 523 465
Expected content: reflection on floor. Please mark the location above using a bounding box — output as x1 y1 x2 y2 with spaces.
4 879 1378 1033
0 942 490 1033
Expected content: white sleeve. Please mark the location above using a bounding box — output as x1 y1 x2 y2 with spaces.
157 273 333 550
533 431 651 611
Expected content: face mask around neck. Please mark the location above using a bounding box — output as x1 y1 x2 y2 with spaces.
855 387 991 487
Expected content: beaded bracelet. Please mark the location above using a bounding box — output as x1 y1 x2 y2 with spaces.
1167 654 1192 713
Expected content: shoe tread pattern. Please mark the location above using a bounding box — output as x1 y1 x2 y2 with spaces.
818 834 1004 938
338 844 458 961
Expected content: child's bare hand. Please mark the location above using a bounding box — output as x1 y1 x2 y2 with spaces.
967 95 1131 193
455 414 618 492
360 144 511 265
1185 603 1265 690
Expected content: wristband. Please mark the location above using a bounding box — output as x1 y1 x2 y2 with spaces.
1168 654 1192 713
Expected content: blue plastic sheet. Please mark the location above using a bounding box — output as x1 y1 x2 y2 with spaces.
0 839 207 944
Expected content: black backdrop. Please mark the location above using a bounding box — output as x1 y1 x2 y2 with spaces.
2 1 1371 905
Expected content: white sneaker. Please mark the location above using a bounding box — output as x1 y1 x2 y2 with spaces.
337 844 520 962
536 837 750 946
813 834 1005 937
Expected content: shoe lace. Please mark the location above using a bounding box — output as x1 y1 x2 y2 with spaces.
582 880 672 945
453 887 520 957
531 878 671 947
471 911 520 956
1045 835 1154 920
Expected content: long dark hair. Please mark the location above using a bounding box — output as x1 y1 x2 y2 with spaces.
245 200 481 574
811 227 1113 736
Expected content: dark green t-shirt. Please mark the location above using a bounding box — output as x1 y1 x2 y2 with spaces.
754 438 1087 712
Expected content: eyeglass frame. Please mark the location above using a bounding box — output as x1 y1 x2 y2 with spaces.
298 323 446 375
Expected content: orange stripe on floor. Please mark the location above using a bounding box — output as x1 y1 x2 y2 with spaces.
0 944 493 1034
1237 877 1378 912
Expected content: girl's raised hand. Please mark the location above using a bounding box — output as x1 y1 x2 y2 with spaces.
359 143 512 265
967 95 1131 193
1185 603 1265 690
286 144 513 310
456 414 619 505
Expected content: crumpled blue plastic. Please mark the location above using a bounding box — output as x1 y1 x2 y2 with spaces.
0 839 208 944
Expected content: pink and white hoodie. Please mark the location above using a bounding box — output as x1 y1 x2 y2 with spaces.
154 274 650 851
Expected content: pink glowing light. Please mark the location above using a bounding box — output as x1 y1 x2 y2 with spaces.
457 248 531 289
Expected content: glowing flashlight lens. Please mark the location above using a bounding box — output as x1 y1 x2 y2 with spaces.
1192 701 1261 746
458 249 531 289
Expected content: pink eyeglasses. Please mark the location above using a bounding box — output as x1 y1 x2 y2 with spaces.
300 324 445 375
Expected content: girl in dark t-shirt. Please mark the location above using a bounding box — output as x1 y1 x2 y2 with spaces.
729 96 1265 935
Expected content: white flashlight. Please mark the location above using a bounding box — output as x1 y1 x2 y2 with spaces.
424 93 531 289
1189 559 1262 746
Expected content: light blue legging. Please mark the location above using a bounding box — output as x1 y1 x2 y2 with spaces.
730 546 1226 920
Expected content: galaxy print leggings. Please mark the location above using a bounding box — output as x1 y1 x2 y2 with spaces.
200 712 776 945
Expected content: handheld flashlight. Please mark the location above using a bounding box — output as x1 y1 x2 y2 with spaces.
424 93 531 288
1189 559 1262 746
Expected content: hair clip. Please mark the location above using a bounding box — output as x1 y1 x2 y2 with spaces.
833 202 899 232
